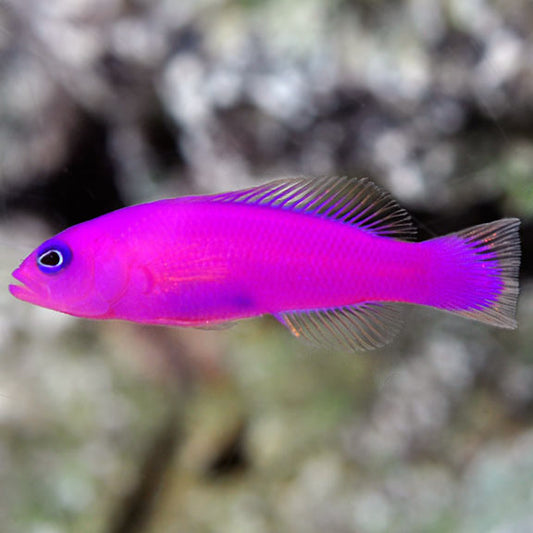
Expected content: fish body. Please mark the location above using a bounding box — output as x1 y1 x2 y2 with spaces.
9 177 521 350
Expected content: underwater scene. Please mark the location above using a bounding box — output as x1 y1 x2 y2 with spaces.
1 1 533 532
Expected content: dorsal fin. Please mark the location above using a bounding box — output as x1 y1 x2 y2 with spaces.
208 177 416 240
276 302 405 351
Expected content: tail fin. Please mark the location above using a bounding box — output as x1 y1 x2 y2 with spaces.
427 218 521 329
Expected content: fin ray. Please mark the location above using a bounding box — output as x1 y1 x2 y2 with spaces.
209 177 416 240
435 218 521 328
277 302 405 351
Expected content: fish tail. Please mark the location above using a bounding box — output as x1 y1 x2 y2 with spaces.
423 218 521 328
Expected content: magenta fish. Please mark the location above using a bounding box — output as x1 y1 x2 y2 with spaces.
9 177 520 350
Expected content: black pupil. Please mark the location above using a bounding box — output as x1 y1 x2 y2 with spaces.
40 250 62 266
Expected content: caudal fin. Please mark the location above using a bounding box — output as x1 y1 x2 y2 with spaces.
428 218 521 329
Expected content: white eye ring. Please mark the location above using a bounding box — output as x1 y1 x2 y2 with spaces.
36 240 73 274
38 249 63 268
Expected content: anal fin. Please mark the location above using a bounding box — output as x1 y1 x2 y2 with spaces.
276 302 405 351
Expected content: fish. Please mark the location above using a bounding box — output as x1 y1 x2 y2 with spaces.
9 177 521 350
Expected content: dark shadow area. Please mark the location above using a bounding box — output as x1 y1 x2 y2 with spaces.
3 113 124 230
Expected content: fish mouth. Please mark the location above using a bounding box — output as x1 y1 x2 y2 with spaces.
9 268 49 305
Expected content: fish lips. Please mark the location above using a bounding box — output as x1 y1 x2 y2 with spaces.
9 267 51 306
9 265 115 318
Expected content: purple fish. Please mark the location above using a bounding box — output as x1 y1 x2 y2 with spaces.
9 177 521 350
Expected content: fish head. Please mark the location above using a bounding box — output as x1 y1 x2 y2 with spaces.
9 222 129 318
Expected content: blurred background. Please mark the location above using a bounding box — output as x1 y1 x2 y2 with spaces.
0 0 532 532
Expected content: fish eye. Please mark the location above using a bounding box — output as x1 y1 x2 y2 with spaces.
36 240 72 274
